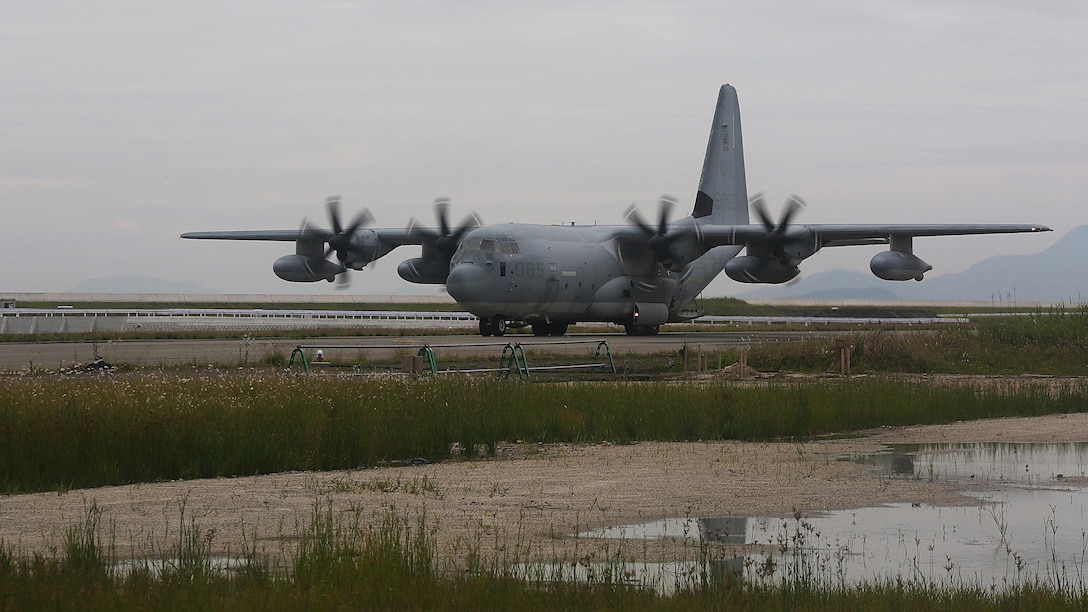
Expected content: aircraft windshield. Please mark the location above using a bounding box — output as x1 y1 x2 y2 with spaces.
461 237 520 255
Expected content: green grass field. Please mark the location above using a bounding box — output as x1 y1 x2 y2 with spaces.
2 305 1088 608
2 375 1085 494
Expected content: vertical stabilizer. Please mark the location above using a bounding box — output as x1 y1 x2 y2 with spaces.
692 84 749 225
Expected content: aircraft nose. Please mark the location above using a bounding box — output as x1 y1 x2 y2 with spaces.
445 263 488 303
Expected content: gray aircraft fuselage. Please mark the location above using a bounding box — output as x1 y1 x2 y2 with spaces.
444 223 739 335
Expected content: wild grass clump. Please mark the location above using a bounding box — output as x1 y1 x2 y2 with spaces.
738 309 1088 375
977 305 1088 350
2 374 1086 493
4 495 1088 609
62 500 110 577
740 328 979 374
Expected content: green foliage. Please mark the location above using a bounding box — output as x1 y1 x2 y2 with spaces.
2 374 1086 493
733 310 1088 375
977 305 1088 350
62 501 109 577
258 351 286 367
4 498 1088 609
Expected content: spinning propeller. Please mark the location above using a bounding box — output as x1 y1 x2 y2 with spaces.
408 198 482 260
750 193 806 263
624 195 692 269
301 195 374 288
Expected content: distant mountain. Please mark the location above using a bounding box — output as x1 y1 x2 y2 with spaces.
69 275 221 294
790 286 902 301
739 225 1088 302
737 269 906 300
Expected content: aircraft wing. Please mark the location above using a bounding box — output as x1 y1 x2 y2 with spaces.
698 223 1051 248
691 221 1052 283
181 230 320 241
181 228 420 245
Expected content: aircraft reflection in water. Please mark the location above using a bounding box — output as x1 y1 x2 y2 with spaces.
183 85 1050 337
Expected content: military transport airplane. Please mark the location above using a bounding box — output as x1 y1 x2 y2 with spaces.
182 84 1050 337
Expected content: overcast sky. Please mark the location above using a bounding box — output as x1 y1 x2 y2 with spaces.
2 0 1084 296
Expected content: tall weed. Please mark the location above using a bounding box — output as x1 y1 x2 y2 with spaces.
2 374 1086 493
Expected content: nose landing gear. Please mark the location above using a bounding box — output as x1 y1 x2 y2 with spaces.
623 323 661 336
479 316 507 337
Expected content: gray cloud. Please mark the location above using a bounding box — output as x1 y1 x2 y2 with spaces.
1 0 1082 294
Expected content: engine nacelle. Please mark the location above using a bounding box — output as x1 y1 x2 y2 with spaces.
273 254 345 282
397 258 450 284
870 251 932 281
725 256 800 284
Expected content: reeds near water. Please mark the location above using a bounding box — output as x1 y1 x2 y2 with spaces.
2 374 1084 494
2 501 1086 610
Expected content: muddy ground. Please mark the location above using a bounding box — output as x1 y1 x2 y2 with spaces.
3 412 1088 567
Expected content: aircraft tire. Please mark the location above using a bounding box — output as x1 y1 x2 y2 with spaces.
533 321 569 336
624 324 660 336
479 317 506 336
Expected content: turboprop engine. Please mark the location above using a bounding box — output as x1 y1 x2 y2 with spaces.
724 256 800 284
397 257 451 284
273 254 345 282
273 196 379 287
724 194 812 284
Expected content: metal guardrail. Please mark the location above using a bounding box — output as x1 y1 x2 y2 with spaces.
506 340 617 378
693 314 970 325
287 340 617 379
0 308 479 334
0 308 477 321
0 308 967 325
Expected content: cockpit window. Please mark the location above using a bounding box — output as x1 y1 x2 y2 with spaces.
498 238 520 254
462 236 520 255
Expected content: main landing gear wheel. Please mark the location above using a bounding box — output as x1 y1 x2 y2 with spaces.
479 316 506 337
531 321 569 337
623 323 661 336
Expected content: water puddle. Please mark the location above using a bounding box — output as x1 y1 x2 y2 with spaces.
577 442 1088 591
864 441 1088 485
111 555 257 578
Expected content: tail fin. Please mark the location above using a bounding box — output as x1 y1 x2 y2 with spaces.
692 84 749 225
